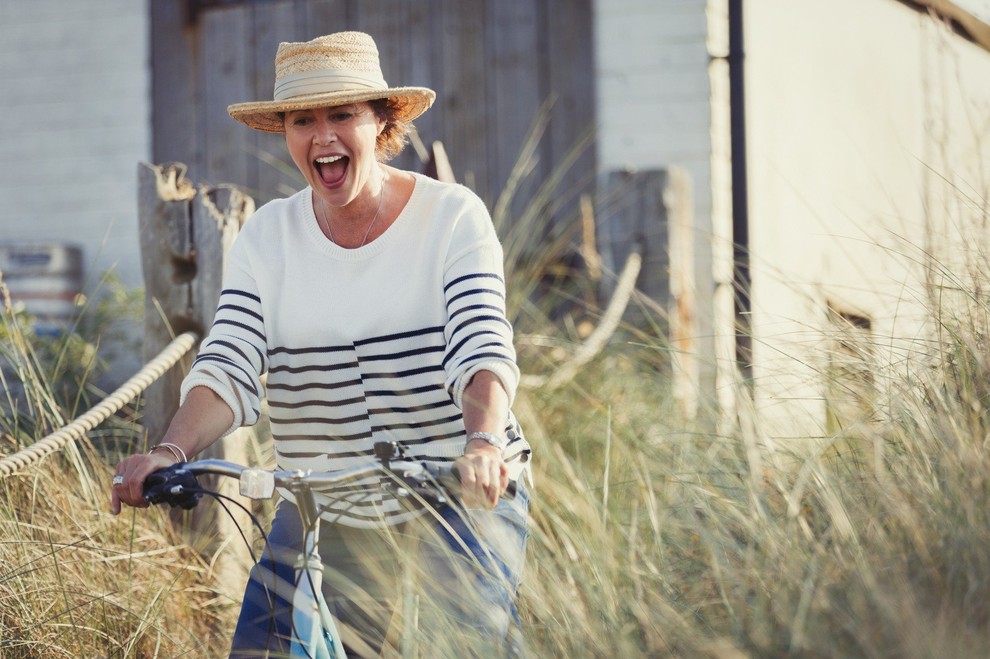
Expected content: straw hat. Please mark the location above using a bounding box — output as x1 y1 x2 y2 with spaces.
227 31 436 133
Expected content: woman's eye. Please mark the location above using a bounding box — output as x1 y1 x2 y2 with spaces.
290 115 312 126
330 112 355 124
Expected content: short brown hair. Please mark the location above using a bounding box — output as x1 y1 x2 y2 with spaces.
369 98 412 162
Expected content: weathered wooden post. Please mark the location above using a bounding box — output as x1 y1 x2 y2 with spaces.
138 162 257 586
597 167 699 419
423 141 457 183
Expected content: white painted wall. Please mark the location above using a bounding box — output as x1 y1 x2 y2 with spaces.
744 0 990 440
593 0 714 367
956 0 990 22
0 0 150 291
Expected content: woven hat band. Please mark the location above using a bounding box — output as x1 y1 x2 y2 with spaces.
273 69 388 101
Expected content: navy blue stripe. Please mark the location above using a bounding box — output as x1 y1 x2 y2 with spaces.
276 430 373 442
278 449 364 459
269 327 444 359
444 272 503 293
216 303 263 323
366 400 455 415
221 288 261 303
213 318 265 342
269 344 354 357
268 378 362 392
455 351 513 369
362 364 445 380
372 413 463 432
192 354 258 396
354 326 445 347
359 345 445 362
268 361 360 375
210 338 264 371
448 303 504 321
364 384 445 397
270 413 369 425
268 395 367 409
449 314 512 339
192 352 257 390
418 430 463 443
278 447 379 461
395 433 463 447
442 330 503 367
447 287 504 308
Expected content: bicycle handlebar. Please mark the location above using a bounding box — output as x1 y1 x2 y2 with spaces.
142 441 516 510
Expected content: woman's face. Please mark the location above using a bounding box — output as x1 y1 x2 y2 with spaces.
284 102 385 210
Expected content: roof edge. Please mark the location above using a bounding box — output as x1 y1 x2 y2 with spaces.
900 0 990 51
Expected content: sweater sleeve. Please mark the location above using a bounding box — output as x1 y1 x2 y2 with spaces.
441 192 520 409
179 234 268 436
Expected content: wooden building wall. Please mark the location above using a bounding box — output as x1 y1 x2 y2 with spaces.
150 0 596 225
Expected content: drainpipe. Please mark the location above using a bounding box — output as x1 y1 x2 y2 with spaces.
728 0 752 379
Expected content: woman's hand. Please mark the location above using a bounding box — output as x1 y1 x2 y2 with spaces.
110 386 232 515
110 453 178 515
454 440 509 509
457 370 512 509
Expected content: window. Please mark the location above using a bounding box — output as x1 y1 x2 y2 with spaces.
825 305 875 434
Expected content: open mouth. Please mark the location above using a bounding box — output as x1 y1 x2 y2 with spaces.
315 155 348 187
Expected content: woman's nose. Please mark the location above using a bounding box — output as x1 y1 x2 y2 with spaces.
314 119 336 145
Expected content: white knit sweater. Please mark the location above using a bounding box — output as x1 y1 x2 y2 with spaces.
180 173 529 527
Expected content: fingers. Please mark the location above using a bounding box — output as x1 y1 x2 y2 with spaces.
110 454 173 514
454 451 509 509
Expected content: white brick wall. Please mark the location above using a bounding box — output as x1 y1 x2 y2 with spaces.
594 1 711 172
0 0 150 290
593 0 714 357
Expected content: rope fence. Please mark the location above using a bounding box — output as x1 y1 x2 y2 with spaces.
0 331 198 478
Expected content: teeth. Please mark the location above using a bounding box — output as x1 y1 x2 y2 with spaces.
315 156 343 164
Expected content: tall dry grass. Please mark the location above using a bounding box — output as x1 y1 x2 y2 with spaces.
3 131 990 657
512 333 990 658
1 281 238 657
13 277 990 657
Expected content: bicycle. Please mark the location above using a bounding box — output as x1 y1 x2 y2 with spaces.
142 441 518 658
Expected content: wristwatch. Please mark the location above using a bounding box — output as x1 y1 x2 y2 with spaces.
467 431 509 451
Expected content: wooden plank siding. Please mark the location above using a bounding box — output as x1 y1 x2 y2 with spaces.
151 0 596 227
487 0 545 222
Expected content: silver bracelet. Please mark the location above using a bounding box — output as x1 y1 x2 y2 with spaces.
149 441 188 463
466 431 508 451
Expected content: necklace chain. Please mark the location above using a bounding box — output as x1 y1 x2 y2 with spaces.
318 170 388 248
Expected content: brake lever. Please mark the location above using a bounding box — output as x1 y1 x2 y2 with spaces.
142 463 203 510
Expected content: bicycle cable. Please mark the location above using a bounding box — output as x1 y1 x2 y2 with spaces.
145 457 466 658
159 482 283 648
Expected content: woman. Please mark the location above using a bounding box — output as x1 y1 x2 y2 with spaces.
111 31 531 656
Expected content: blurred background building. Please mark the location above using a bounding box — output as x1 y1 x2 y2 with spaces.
2 0 988 438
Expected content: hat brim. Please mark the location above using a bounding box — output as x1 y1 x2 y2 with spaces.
227 87 436 133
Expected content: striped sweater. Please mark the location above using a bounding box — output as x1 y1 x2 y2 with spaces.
180 173 530 527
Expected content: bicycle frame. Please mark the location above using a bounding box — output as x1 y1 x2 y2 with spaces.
287 481 346 658
143 452 460 658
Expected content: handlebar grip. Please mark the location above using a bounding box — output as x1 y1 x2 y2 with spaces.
443 464 518 500
142 463 202 510
373 441 518 502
